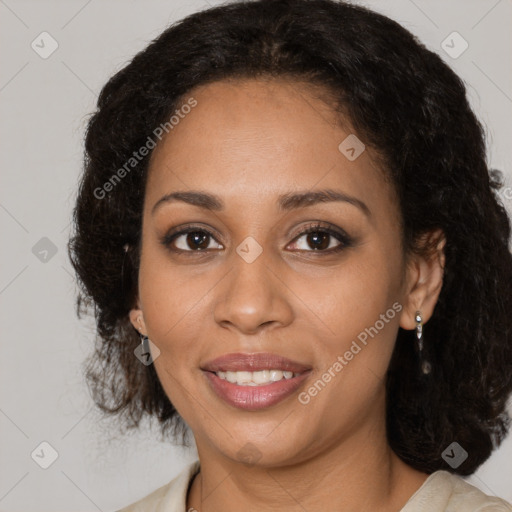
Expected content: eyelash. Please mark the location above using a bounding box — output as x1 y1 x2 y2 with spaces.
160 222 353 256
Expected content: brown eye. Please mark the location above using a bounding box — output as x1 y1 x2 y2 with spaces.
306 231 334 250
288 223 352 253
163 228 223 252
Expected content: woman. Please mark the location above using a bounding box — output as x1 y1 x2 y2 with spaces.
68 0 512 510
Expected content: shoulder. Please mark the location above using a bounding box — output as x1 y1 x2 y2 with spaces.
402 470 512 512
116 460 200 512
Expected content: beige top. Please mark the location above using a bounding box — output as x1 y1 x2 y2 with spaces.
116 460 512 512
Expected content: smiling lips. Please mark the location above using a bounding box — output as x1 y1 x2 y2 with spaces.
201 352 312 410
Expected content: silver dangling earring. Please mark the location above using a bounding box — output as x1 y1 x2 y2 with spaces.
137 315 151 362
140 333 150 351
415 311 431 375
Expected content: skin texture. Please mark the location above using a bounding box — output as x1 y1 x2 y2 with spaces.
129 78 445 512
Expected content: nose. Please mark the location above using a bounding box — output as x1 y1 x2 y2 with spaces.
213 250 294 335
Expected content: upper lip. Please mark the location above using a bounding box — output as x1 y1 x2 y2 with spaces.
201 352 311 373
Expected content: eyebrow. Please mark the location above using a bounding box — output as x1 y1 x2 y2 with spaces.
151 188 371 217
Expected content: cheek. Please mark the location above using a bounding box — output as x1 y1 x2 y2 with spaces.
317 245 402 333
298 289 400 433
137 253 209 413
139 263 207 346
304 243 403 393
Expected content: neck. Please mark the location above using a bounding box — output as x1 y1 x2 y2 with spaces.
187 413 429 512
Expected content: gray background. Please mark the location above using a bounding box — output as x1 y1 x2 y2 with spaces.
1 0 511 510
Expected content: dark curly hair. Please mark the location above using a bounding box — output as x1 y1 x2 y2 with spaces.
68 0 512 475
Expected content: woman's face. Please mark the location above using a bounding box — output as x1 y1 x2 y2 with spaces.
130 78 437 467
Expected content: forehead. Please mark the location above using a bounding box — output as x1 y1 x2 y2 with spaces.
145 78 392 214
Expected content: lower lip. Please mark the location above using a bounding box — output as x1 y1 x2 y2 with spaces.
203 371 311 410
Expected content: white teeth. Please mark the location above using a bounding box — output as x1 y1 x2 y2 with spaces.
225 371 237 384
236 371 253 384
252 370 270 384
269 370 283 382
215 369 300 385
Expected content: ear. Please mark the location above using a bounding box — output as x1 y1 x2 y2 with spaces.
129 302 148 336
399 229 446 330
